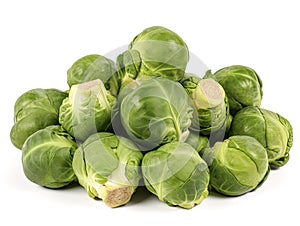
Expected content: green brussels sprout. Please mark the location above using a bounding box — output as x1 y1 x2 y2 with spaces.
22 125 77 188
10 88 67 149
185 131 209 156
116 49 141 88
203 135 269 196
72 132 143 208
142 142 209 209
181 73 228 136
120 77 194 149
127 26 189 82
59 79 115 142
67 54 120 96
229 106 293 168
213 65 263 115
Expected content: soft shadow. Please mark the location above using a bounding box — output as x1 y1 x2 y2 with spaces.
130 186 153 204
61 181 81 190
208 189 246 199
41 180 81 191
208 190 227 198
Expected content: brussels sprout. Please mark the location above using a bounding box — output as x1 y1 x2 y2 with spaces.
67 54 120 96
181 73 228 136
229 106 293 168
185 132 209 156
203 136 269 196
116 49 141 88
10 88 67 149
127 26 189 82
59 79 115 142
120 77 194 150
142 142 209 209
72 132 143 208
212 65 263 115
22 125 77 188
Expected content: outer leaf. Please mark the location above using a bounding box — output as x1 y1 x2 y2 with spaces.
203 136 269 196
129 26 189 82
230 106 293 168
72 132 143 208
213 65 263 115
22 125 77 188
120 77 194 150
116 49 141 88
11 88 67 149
142 142 209 209
59 79 115 142
67 54 120 96
181 74 228 136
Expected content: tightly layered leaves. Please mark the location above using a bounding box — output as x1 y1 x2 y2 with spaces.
10 88 67 149
213 65 263 115
67 54 119 96
142 142 209 209
124 26 189 82
230 106 293 168
203 135 269 196
181 73 229 136
116 49 142 88
59 79 116 142
22 125 77 188
10 26 294 210
72 132 143 208
120 77 194 150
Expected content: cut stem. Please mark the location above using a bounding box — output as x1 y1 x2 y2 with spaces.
99 183 134 208
193 78 225 109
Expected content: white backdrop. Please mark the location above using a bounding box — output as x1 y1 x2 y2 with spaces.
1 1 299 225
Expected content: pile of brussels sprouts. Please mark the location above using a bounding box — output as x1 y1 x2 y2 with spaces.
10 26 293 209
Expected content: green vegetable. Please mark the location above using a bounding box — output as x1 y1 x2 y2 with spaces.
10 88 67 149
229 106 293 168
181 73 228 135
10 26 294 210
212 65 263 115
116 49 141 88
22 125 77 188
185 131 209 156
120 77 193 149
142 141 209 209
59 79 115 142
67 54 119 96
72 132 143 208
125 26 189 82
203 135 269 196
